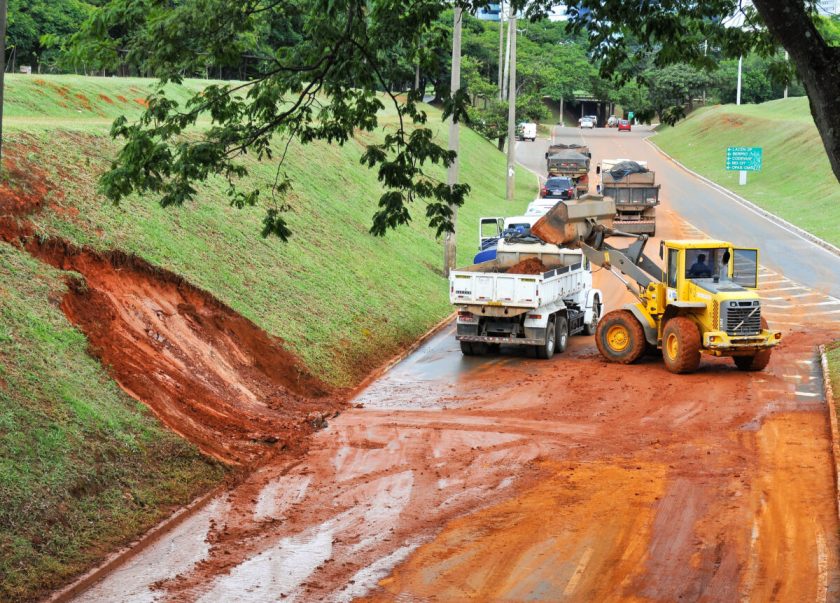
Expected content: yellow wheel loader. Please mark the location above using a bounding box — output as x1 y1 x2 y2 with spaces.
531 197 781 374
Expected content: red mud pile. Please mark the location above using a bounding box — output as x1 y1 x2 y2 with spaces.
0 219 344 467
506 257 547 275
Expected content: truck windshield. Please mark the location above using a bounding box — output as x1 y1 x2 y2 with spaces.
685 248 729 279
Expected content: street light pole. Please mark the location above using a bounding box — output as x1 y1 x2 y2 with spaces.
444 6 462 277
497 1 505 99
0 0 8 162
736 55 743 105
505 13 517 201
502 5 511 101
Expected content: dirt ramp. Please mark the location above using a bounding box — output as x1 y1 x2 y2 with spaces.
21 236 342 466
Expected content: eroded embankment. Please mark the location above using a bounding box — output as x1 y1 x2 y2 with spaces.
0 219 344 466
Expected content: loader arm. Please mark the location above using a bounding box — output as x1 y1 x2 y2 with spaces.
580 241 663 297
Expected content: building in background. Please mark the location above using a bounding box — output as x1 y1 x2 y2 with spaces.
477 3 502 21
817 0 839 15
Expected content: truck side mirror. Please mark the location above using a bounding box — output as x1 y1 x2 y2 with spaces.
722 249 731 264
544 152 549 159
596 166 601 175
659 241 664 259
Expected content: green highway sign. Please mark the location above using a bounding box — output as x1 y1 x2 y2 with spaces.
726 146 762 171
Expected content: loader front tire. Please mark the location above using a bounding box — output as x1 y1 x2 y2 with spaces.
733 350 772 371
595 310 646 364
662 316 701 374
733 318 772 371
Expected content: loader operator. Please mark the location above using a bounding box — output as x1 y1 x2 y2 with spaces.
688 254 713 278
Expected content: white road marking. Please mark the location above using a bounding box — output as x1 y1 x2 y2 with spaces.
563 547 594 596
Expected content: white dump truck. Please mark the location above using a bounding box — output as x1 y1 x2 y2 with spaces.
450 237 603 359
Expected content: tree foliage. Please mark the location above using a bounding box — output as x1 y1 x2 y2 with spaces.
56 0 840 240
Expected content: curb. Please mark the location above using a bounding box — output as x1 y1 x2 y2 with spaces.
45 483 228 603
819 345 840 522
644 136 840 259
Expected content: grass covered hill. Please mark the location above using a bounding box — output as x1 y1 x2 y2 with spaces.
0 74 534 600
4 74 535 387
652 97 840 246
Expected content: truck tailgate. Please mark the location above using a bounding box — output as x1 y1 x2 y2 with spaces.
451 272 540 308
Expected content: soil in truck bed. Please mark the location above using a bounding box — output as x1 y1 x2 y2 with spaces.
506 258 547 275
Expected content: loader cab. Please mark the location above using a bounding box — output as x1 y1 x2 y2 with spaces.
662 241 760 299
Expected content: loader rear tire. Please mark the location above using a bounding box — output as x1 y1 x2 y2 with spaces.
662 316 701 374
595 310 646 364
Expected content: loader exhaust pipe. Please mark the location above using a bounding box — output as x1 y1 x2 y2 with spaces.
531 195 617 247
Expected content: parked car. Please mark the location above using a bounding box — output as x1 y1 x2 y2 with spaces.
618 119 632 132
579 117 595 129
540 177 576 199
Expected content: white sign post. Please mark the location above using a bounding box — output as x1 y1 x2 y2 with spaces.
739 170 747 186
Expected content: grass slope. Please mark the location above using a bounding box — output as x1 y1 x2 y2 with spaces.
652 97 840 246
0 244 225 602
4 74 535 387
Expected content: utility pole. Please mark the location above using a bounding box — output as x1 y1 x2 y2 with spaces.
736 55 743 105
502 5 511 101
497 2 505 99
0 0 7 162
505 13 517 201
444 7 462 277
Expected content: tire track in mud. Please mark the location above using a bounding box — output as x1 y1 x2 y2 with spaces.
0 219 344 466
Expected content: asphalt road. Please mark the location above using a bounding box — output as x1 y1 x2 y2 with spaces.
516 125 840 300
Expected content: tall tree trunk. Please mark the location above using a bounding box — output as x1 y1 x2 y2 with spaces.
753 0 840 182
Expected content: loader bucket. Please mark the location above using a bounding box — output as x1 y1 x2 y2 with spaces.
531 196 617 246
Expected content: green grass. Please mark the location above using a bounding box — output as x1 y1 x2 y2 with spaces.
4 74 536 387
652 97 840 246
0 244 226 602
827 343 840 433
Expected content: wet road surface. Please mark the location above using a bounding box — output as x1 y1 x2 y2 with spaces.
72 127 840 602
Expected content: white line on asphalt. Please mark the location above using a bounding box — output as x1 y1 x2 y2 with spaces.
795 391 821 398
760 286 809 293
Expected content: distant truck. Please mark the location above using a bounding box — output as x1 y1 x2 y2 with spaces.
516 122 537 141
451 238 602 359
597 158 660 236
545 143 591 197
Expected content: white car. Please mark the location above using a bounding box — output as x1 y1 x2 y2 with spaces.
579 117 595 129
517 122 537 141
526 199 559 216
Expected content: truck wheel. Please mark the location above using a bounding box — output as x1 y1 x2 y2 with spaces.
460 341 475 356
536 318 556 359
662 316 701 374
595 310 645 364
584 294 601 336
556 316 569 353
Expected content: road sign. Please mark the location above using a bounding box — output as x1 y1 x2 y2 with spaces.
726 147 762 171
627 111 634 120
